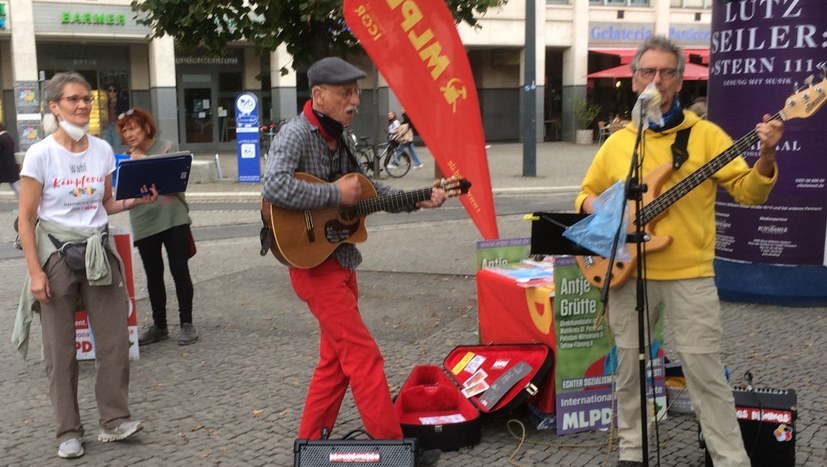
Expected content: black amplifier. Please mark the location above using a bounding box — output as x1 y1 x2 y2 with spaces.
294 438 418 467
703 387 796 467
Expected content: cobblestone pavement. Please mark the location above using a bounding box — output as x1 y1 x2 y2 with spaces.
0 143 824 466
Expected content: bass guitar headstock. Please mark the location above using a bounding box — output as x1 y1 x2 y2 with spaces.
780 69 827 121
439 176 472 198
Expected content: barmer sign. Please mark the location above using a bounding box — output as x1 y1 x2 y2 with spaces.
32 2 149 35
60 12 126 26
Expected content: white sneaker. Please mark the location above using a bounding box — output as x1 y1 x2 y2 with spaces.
98 420 143 442
387 163 398 169
58 438 84 458
413 164 424 169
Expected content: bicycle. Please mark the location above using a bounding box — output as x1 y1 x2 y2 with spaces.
352 136 411 179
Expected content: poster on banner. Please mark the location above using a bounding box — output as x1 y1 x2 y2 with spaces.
75 226 139 361
344 0 499 240
710 0 827 267
552 256 665 435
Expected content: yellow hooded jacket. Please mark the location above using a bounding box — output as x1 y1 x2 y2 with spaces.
575 110 777 280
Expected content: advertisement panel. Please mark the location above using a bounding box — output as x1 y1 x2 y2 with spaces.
709 0 827 303
235 92 261 183
553 256 665 435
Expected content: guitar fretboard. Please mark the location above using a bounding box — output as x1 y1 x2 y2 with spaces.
639 111 784 225
354 187 433 217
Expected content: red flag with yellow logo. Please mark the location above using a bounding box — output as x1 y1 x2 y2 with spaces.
344 0 499 240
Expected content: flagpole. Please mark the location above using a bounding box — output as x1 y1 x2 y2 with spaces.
522 0 537 177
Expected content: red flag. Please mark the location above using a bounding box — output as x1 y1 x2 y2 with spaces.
344 0 499 240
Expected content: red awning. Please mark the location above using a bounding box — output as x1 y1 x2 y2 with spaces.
586 62 708 81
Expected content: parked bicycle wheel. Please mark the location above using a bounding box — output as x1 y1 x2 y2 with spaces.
357 149 376 178
385 149 411 178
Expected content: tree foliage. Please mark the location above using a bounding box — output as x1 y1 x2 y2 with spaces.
132 0 506 70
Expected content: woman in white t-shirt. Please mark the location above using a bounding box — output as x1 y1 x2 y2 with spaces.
16 72 157 460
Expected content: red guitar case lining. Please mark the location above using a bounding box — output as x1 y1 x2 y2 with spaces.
394 343 553 451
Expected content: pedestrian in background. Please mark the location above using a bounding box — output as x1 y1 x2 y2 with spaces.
394 111 423 169
14 71 154 459
0 121 21 199
117 107 198 346
102 84 128 149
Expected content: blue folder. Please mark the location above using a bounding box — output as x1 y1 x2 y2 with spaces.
114 151 192 199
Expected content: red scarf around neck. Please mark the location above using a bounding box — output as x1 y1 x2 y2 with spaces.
303 100 338 143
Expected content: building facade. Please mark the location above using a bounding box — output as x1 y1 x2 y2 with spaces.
0 0 711 152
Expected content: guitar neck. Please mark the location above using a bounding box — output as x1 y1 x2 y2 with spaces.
355 187 432 216
640 111 783 225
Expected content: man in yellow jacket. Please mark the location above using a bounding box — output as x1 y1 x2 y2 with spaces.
576 36 784 467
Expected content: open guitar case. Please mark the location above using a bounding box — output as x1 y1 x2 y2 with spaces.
393 343 553 451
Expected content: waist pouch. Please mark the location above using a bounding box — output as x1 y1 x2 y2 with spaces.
47 231 108 273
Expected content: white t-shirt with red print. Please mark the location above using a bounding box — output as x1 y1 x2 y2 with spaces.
21 135 115 235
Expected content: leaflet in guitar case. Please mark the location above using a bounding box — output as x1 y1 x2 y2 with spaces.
393 343 553 451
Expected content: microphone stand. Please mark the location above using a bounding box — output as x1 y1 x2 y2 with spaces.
599 98 651 466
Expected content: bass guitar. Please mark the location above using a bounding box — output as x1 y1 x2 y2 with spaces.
261 172 471 269
577 75 827 289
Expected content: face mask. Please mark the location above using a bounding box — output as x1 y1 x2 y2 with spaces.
58 119 89 142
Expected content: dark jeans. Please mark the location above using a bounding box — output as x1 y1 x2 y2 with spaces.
135 224 194 328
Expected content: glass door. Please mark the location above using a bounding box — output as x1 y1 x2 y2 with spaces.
184 87 214 143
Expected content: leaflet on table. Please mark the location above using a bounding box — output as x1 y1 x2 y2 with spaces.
491 258 555 287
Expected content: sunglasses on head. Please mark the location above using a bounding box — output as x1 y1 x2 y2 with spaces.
117 109 135 120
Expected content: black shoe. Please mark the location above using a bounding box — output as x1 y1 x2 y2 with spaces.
419 449 440 467
616 461 645 467
178 323 198 346
138 325 169 346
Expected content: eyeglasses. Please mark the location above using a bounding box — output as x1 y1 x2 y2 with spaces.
636 68 679 81
59 95 94 106
320 85 361 100
117 109 135 120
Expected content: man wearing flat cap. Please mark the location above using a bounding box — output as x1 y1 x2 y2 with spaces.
261 57 447 441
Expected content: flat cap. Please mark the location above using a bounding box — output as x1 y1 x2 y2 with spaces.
307 57 366 87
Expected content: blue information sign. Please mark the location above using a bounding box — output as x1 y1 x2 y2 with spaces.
234 92 261 183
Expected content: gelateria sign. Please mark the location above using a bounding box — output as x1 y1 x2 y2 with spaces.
589 22 711 47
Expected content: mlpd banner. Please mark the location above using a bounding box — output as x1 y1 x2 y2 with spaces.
709 0 827 304
552 256 665 435
344 0 499 240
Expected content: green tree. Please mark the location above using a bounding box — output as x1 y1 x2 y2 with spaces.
131 0 506 70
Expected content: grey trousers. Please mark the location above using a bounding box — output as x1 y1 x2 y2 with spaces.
39 250 132 443
607 277 750 467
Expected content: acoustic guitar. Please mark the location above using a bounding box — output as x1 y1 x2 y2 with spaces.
577 75 827 289
261 172 471 268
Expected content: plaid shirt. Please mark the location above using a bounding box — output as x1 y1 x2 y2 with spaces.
261 113 410 270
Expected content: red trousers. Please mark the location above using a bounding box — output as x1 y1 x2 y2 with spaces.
290 258 403 440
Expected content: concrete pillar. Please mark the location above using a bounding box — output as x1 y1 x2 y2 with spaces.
8 0 39 147
653 0 671 36
269 44 297 122
128 45 151 112
148 35 178 144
